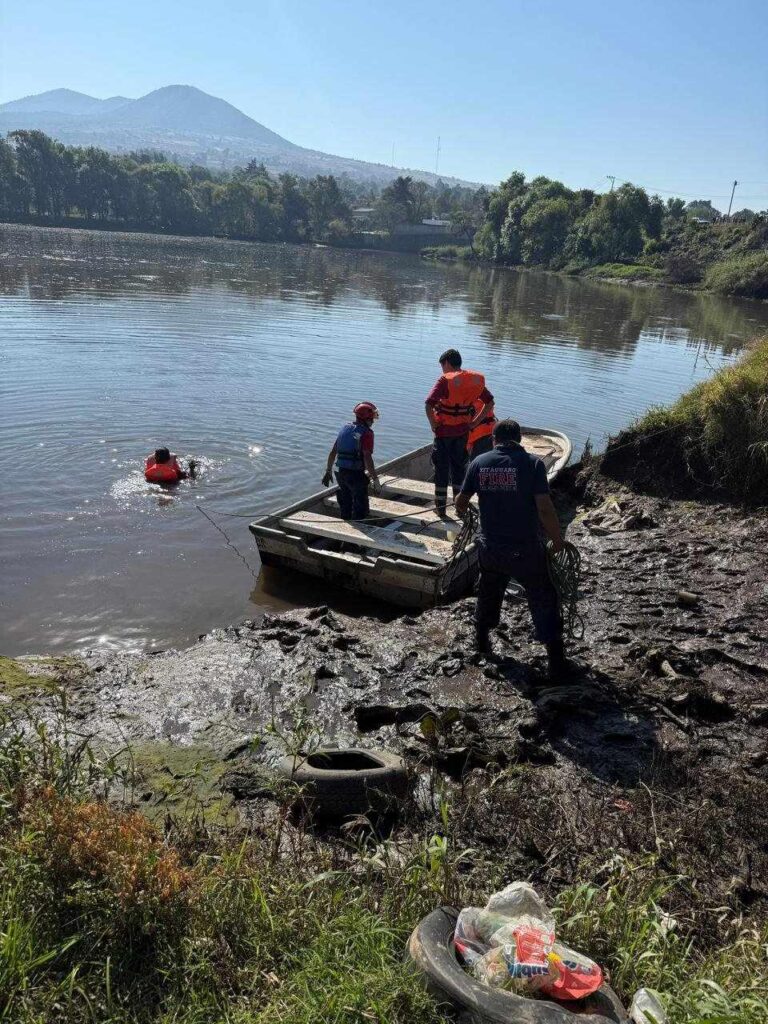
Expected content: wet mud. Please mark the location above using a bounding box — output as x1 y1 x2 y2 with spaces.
4 465 767 898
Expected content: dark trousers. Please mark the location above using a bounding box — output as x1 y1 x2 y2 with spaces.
469 433 494 460
336 468 369 521
476 539 561 644
432 435 469 509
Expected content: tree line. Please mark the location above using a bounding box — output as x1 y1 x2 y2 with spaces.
470 172 768 294
0 130 483 242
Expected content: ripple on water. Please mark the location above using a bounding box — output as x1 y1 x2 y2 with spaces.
2 225 768 655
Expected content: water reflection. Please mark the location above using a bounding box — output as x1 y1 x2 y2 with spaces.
2 223 768 657
1 224 762 356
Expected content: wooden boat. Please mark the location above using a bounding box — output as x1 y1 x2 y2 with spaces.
249 428 572 609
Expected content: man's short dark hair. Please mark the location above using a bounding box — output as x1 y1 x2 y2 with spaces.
438 348 462 368
493 419 522 444
155 447 171 463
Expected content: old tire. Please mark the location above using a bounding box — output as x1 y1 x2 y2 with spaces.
407 907 630 1024
277 747 409 819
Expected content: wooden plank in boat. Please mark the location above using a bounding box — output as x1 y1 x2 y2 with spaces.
323 495 462 535
280 512 453 565
379 474 434 500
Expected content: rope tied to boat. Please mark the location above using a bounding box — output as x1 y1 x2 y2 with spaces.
546 540 584 639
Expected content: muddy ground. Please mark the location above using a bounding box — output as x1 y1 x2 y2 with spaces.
3 462 767 914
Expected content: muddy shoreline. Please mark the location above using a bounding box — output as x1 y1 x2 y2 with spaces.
3 463 767 909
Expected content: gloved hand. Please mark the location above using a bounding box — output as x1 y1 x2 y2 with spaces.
322 471 333 488
371 477 382 495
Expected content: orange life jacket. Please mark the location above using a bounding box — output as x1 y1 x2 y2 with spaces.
434 370 487 431
145 455 182 483
467 401 497 450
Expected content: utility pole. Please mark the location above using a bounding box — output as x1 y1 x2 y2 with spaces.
727 180 738 218
606 175 616 192
435 136 441 175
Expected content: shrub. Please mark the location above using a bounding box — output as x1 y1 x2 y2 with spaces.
664 251 703 284
705 252 768 299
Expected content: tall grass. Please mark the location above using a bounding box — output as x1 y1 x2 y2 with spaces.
1 704 766 1023
602 334 768 503
705 252 768 300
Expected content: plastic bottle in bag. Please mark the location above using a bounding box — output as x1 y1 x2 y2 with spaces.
485 881 556 931
630 988 668 1024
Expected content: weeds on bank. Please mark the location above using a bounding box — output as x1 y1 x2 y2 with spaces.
1 703 766 1023
604 333 768 503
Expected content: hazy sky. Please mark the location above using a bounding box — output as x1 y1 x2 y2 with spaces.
2 0 767 207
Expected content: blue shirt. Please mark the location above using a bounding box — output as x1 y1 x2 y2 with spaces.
460 444 548 546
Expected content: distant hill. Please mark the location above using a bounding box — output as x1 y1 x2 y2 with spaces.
0 88 117 115
0 84 478 187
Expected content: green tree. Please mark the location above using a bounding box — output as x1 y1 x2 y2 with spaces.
305 175 351 240
278 173 310 241
665 197 686 221
375 176 418 230
685 200 719 222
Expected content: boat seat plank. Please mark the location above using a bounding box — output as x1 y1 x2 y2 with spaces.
323 495 462 536
379 475 435 500
280 512 454 565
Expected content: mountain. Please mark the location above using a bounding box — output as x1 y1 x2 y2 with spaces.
0 88 113 115
0 84 476 187
106 85 294 147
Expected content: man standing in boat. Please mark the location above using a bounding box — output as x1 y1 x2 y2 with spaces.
455 418 567 677
425 349 495 513
322 402 381 521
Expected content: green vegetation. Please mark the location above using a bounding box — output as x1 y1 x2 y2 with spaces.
582 262 664 281
2 702 766 1023
0 131 484 245
420 244 475 261
472 172 768 298
3 131 765 295
603 334 768 503
705 252 768 299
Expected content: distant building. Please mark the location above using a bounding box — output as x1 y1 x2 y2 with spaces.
352 207 376 224
421 218 452 228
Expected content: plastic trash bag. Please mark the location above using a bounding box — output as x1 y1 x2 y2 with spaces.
630 988 668 1024
453 882 603 1001
486 881 556 932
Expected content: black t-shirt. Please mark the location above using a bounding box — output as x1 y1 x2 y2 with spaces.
459 443 548 546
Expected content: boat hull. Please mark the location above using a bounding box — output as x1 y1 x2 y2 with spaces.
249 430 571 609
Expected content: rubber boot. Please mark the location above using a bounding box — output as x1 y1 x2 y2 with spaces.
545 635 568 681
475 629 493 657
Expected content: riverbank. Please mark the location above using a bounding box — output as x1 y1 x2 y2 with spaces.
3 457 767 1021
421 246 768 301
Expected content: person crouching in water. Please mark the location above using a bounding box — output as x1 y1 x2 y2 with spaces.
322 403 381 520
455 418 568 677
144 447 197 484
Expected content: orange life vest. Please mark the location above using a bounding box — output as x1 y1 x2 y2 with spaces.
467 401 497 450
434 370 487 431
145 455 182 483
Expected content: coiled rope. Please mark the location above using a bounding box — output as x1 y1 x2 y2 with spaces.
546 541 584 639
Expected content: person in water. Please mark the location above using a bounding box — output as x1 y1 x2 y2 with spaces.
144 447 197 484
322 403 381 520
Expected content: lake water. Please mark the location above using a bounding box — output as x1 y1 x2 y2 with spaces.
2 223 767 656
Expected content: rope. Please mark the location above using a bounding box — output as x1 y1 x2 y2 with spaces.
546 541 584 640
196 505 261 580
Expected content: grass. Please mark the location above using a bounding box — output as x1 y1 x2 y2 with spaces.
1 703 766 1023
602 333 768 503
705 252 768 300
584 263 665 282
421 243 475 260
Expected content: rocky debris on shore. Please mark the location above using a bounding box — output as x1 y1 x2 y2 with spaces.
3 469 767 896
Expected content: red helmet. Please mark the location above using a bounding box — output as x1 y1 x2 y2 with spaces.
353 402 379 422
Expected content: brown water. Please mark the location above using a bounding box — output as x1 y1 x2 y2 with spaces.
2 223 767 656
